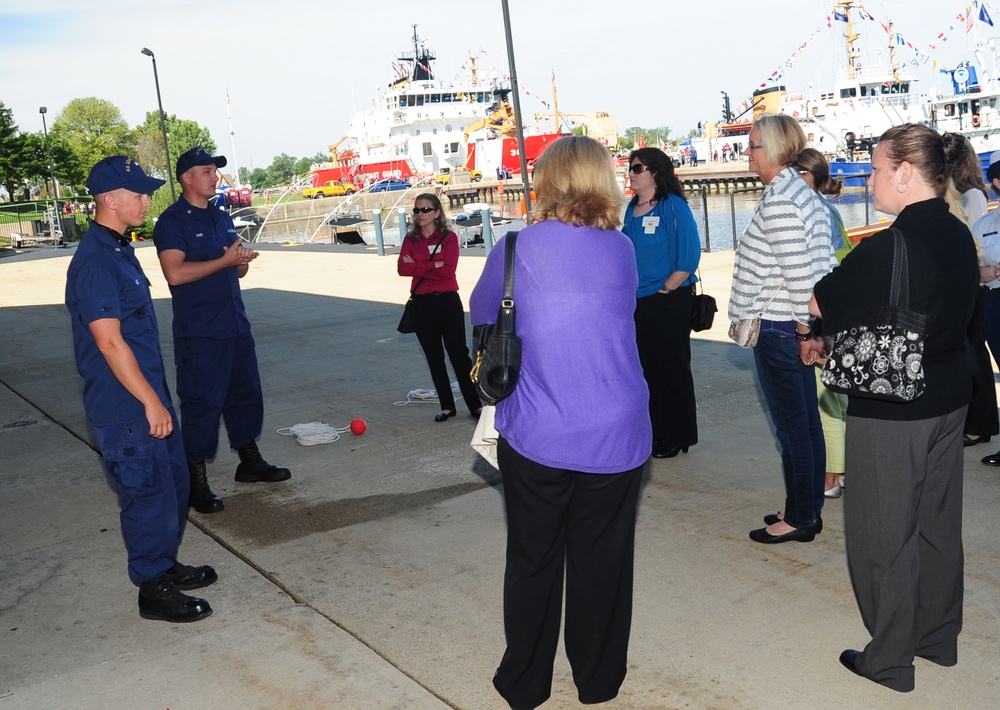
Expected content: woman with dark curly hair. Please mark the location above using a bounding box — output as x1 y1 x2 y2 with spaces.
397 193 481 422
622 147 702 458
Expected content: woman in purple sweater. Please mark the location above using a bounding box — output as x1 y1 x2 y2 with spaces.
470 136 651 709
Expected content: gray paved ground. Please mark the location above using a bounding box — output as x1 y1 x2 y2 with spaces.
1 242 998 709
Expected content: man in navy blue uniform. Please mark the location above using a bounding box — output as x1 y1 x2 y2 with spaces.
153 148 290 515
66 156 216 622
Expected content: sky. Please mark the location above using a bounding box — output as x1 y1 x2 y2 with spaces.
1 0 995 172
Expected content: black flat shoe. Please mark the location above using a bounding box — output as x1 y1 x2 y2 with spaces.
981 449 1000 466
964 434 991 447
434 410 456 422
839 649 862 676
749 519 819 544
763 513 823 533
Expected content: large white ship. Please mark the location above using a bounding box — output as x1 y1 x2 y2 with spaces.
311 26 564 188
753 0 929 161
930 36 1000 155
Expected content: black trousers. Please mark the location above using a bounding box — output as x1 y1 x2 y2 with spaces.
964 287 998 437
845 408 965 693
493 437 643 708
634 286 698 447
410 291 481 413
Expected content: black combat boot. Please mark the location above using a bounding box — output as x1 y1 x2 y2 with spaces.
163 562 218 590
188 459 224 513
138 578 212 623
234 440 291 482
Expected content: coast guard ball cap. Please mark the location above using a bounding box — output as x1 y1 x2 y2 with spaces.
86 156 166 195
176 147 228 182
988 150 1000 183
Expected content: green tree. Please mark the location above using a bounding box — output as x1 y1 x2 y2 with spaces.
265 153 297 186
135 111 216 182
249 167 268 188
51 98 136 178
0 102 30 199
293 151 328 176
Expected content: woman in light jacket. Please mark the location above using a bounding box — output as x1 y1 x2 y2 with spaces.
730 113 836 544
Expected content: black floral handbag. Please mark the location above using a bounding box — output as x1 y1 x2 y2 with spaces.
471 232 520 403
820 228 927 402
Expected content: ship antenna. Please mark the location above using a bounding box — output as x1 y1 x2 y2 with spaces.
886 15 900 84
840 0 860 79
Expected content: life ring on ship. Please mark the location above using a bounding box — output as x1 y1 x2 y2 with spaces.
972 114 982 127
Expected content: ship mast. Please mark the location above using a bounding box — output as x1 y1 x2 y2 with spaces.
886 15 900 84
551 70 560 133
839 0 860 80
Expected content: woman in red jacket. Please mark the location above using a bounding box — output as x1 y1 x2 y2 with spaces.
398 193 482 421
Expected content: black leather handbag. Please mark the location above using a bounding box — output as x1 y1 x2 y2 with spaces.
690 271 717 332
471 232 520 403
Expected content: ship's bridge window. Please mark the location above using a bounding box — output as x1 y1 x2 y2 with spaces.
442 93 454 103
899 82 910 94
840 87 858 98
430 94 441 104
399 96 408 107
423 142 433 157
416 95 425 106
945 103 956 117
450 142 460 153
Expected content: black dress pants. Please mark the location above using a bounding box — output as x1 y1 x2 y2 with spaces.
634 285 698 447
844 408 965 693
493 437 643 709
410 291 481 413
964 287 998 437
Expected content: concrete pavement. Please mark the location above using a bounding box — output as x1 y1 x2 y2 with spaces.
1 241 998 709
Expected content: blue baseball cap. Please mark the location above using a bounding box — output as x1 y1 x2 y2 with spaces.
175 147 227 182
86 156 165 195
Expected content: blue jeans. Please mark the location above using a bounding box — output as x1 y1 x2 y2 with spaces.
753 322 825 528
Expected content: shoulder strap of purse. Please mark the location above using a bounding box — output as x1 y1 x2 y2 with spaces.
888 227 909 309
408 236 446 295
498 231 519 334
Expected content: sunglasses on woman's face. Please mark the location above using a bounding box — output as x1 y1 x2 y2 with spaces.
628 164 651 174
413 206 438 214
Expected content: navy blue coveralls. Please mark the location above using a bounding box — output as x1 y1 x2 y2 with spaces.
66 222 189 585
152 196 264 462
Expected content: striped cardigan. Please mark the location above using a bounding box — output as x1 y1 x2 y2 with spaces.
729 167 837 325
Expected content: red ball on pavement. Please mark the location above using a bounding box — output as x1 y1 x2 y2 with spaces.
350 418 367 435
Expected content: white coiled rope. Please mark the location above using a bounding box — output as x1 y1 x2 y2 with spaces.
393 381 461 406
277 422 351 446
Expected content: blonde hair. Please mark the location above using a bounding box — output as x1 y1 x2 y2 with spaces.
532 136 623 230
754 113 807 168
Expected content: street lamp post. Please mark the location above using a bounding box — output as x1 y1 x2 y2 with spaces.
140 47 176 201
38 106 59 199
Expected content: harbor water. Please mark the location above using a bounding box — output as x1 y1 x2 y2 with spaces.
692 188 892 252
